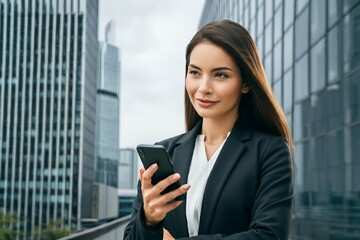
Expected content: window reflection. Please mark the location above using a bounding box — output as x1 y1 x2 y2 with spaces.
257 4 264 37
265 0 273 23
345 124 360 226
327 130 343 167
295 140 310 210
327 24 341 83
327 83 343 131
283 69 293 112
283 26 293 71
328 0 342 27
310 38 326 93
296 0 309 14
343 0 360 13
311 92 326 136
310 0 325 44
273 41 282 80
343 4 360 73
295 7 309 59
295 53 309 101
284 0 294 30
264 21 273 55
274 5 282 44
344 71 360 124
294 99 310 141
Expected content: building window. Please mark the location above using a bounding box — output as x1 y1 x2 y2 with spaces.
310 37 326 93
273 40 282 80
295 53 309 102
273 4 283 44
343 4 360 74
257 4 264 37
311 0 326 44
264 21 273 55
311 91 327 136
283 69 293 113
265 0 273 23
344 71 360 124
284 0 294 30
296 0 309 15
327 83 343 131
328 0 342 28
283 26 293 71
295 7 309 59
328 25 342 84
294 99 310 141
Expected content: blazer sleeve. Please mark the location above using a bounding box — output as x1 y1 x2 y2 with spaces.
123 181 164 240
177 137 294 240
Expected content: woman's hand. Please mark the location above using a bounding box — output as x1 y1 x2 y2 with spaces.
140 163 191 227
163 228 175 240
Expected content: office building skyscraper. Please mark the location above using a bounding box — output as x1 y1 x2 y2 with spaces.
93 21 120 220
118 148 138 218
199 0 360 239
95 21 120 189
118 148 138 190
0 0 98 237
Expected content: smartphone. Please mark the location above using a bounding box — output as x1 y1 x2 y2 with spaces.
136 144 185 201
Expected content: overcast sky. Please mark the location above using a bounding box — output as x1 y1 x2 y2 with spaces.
99 1 206 149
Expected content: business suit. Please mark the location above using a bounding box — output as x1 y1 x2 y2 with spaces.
123 118 293 240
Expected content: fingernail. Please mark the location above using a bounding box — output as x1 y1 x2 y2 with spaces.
151 163 158 169
182 184 191 190
172 173 180 180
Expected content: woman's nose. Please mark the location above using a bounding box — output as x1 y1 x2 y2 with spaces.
197 76 212 94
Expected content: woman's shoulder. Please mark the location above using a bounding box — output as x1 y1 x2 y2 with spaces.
245 128 289 152
156 133 186 151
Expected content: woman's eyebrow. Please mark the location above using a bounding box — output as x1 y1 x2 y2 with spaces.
189 64 201 70
189 64 232 72
212 66 232 72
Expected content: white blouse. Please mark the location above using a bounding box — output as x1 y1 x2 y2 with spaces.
186 133 229 237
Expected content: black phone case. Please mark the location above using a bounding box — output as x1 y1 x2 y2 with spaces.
136 144 185 201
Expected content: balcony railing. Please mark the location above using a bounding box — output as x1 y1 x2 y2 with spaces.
59 215 131 240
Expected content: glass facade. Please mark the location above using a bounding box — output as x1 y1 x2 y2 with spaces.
96 35 121 189
0 0 98 238
200 0 360 239
118 148 138 190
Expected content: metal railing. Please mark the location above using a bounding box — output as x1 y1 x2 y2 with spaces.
59 215 131 240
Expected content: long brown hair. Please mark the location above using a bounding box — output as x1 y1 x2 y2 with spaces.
184 20 293 151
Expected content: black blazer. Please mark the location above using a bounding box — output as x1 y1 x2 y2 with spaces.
124 119 293 240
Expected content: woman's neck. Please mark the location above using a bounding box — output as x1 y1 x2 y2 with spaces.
201 115 237 144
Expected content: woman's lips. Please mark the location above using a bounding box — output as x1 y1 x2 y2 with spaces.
196 98 219 108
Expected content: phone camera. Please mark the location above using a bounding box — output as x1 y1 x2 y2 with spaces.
138 149 145 159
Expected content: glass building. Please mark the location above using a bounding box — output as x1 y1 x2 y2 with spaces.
118 148 138 190
0 0 98 238
96 20 120 189
199 0 360 239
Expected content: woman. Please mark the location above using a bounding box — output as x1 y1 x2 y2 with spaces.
124 20 293 240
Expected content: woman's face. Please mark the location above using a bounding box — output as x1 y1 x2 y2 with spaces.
186 41 247 121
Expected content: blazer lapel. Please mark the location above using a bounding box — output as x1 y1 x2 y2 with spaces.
198 119 252 234
167 121 202 237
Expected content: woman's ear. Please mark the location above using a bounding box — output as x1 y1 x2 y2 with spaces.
242 83 250 94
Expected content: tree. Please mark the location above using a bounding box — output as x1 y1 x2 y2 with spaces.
0 211 18 240
33 220 71 240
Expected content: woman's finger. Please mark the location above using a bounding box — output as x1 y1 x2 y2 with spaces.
141 163 158 189
152 173 181 194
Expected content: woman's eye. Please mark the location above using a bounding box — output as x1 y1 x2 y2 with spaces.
215 72 228 78
189 70 200 76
